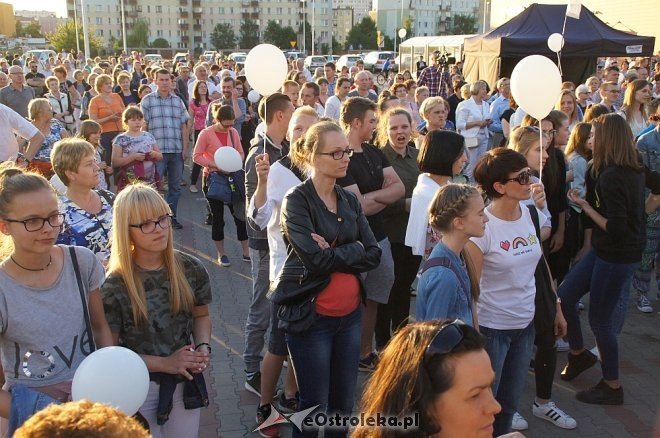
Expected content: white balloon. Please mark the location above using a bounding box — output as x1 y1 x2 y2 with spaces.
245 44 288 96
547 33 565 53
214 146 243 173
248 89 261 103
510 55 562 120
398 28 407 39
72 347 149 415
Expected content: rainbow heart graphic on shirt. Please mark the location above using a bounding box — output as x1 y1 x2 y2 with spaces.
500 237 531 252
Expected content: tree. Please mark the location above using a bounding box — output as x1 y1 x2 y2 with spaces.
210 23 236 50
151 38 170 48
239 18 259 49
346 17 378 51
331 36 341 54
403 16 414 37
384 35 394 51
263 20 296 49
451 14 477 34
49 21 102 56
126 19 149 48
15 21 43 38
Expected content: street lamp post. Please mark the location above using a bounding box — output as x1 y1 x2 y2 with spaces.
73 0 80 54
311 0 315 55
80 0 90 58
120 0 127 54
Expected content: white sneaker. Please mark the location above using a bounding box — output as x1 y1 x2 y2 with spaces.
590 345 601 361
556 338 570 352
577 300 585 310
532 401 577 429
636 295 653 313
512 412 528 431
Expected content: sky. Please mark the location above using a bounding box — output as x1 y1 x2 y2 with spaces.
7 0 68 18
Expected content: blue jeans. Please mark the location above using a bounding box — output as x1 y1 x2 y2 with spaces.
286 307 362 438
558 249 638 381
8 384 59 435
156 153 183 218
480 321 535 437
243 248 271 374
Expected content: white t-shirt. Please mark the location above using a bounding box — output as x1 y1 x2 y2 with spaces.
0 103 39 161
324 95 342 121
187 79 218 100
470 204 545 330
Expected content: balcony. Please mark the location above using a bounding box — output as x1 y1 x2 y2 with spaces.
192 7 203 16
251 12 259 19
194 36 202 43
178 19 189 27
179 10 189 17
179 0 187 4
193 24 202 31
192 0 201 6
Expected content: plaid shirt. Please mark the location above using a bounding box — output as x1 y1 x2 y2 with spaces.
417 66 451 98
141 92 190 153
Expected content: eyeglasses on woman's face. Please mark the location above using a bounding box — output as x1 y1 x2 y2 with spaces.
317 148 354 160
3 213 65 232
129 214 172 234
502 168 533 185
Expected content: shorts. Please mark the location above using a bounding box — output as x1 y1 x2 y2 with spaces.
361 238 395 304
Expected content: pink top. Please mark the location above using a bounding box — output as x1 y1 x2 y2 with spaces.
189 99 210 131
193 125 244 176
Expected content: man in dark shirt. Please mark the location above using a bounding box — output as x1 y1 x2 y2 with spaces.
415 55 427 77
25 61 46 97
338 97 405 371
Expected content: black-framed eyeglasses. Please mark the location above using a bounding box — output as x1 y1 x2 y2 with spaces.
317 148 354 160
502 168 533 185
423 319 466 368
3 213 65 232
542 129 556 137
129 214 172 234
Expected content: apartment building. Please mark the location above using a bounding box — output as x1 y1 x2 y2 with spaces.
65 0 333 52
371 0 479 39
333 0 371 23
333 7 354 46
0 2 16 37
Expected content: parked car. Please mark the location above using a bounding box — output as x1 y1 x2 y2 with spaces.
228 52 247 62
304 55 328 72
143 54 163 64
363 51 396 73
174 52 190 65
325 55 340 63
284 51 306 60
203 51 218 62
336 54 363 71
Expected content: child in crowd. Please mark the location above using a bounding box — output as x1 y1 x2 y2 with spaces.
78 119 112 191
111 106 163 192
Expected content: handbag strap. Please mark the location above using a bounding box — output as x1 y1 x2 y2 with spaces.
421 256 471 305
68 246 96 352
526 204 541 239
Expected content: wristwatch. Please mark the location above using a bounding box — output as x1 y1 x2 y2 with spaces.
556 297 562 304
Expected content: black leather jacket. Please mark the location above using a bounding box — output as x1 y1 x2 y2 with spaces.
279 179 381 287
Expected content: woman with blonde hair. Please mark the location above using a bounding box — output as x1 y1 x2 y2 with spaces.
456 80 492 181
274 121 381 437
618 79 652 137
416 184 486 326
25 98 70 178
555 90 582 132
100 183 212 437
416 96 455 147
353 320 500 438
89 74 125 178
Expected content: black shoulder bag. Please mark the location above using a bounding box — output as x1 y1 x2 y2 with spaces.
526 205 557 334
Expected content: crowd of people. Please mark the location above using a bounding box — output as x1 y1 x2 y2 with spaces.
0 47 659 437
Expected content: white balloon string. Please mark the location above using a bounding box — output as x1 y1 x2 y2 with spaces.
539 127 543 182
557 13 568 77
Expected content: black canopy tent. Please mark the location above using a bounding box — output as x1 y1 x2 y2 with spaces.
463 3 656 88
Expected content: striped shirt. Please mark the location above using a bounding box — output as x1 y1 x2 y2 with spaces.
140 92 190 153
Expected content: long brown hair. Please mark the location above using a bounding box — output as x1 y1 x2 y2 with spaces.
564 122 593 161
620 79 651 123
591 114 642 178
352 321 485 438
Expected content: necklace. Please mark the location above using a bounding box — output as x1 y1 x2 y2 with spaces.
10 255 52 272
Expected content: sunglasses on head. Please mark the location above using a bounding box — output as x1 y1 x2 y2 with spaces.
502 168 533 185
423 319 466 368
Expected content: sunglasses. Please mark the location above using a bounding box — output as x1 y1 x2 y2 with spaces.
423 319 466 368
502 168 533 185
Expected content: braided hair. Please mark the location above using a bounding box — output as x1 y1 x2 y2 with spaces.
428 183 482 302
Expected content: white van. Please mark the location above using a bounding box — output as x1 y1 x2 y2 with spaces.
24 49 57 72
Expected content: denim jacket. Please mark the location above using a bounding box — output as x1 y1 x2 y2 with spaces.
415 242 474 326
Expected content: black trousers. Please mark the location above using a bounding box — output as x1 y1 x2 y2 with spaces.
375 242 422 349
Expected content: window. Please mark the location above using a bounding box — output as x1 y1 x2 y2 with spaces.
116 17 120 24
147 5 150 12
157 30 163 36
157 18 163 25
155 5 162 13
96 29 103 36
219 7 224 13
276 8 282 14
96 17 102 25
95 4 101 12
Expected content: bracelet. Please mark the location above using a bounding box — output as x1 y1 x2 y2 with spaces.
195 342 211 353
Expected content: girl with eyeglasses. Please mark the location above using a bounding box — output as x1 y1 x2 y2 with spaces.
275 121 381 437
465 148 551 436
0 164 107 430
353 320 502 438
99 183 212 436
